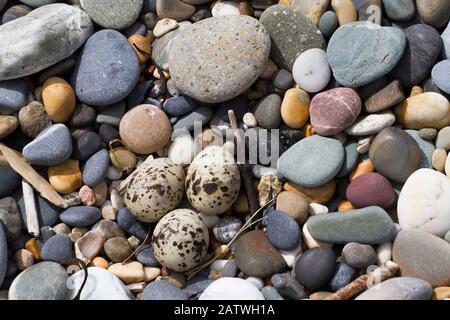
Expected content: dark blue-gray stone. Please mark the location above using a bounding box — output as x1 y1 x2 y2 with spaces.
253 94 282 129
0 223 7 287
390 24 442 87
22 124 72 166
99 124 120 143
294 248 336 291
117 207 148 240
136 244 159 267
163 96 198 116
82 149 110 187
8 261 68 300
342 242 377 269
327 22 406 87
271 273 307 300
330 262 358 292
40 233 73 264
0 166 20 198
72 29 140 106
265 210 300 250
67 104 96 128
406 130 435 169
432 59 450 95
126 81 154 109
122 22 147 38
277 135 345 188
261 286 284 300
337 141 359 177
0 79 28 114
72 131 102 161
272 69 294 92
142 280 188 300
59 206 101 227
319 11 338 38
382 0 415 21
307 206 397 245
96 101 126 127
222 259 238 277
183 279 214 299
15 191 60 228
172 106 213 132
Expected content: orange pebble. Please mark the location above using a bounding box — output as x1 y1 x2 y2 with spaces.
25 238 41 261
128 34 152 64
349 159 374 181
410 86 423 97
90 256 109 269
303 123 314 137
338 200 354 212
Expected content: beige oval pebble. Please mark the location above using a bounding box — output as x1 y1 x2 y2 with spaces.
432 148 447 172
108 261 144 284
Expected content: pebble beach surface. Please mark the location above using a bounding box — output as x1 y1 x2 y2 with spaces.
0 0 450 301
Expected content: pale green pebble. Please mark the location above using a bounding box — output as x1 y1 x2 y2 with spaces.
261 286 284 300
419 128 438 141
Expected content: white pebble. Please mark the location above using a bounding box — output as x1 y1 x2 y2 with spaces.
210 259 229 272
211 2 240 17
110 189 124 211
243 112 257 128
245 277 264 290
153 18 178 38
357 136 374 154
168 132 196 166
292 48 331 93
308 203 329 215
376 241 392 266
279 242 303 267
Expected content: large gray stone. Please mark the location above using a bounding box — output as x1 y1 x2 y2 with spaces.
356 277 433 300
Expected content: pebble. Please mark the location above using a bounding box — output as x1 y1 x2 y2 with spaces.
173 106 214 132
364 80 405 113
104 237 133 263
277 135 345 188
369 127 421 183
156 0 195 22
308 206 396 245
382 0 415 21
377 241 393 265
74 230 106 263
327 22 406 87
42 77 75 123
48 159 82 194
330 262 358 292
356 277 433 300
199 277 264 300
397 169 450 238
280 88 310 129
16 192 61 228
294 248 336 291
265 210 300 250
260 5 325 70
211 1 240 17
213 216 242 244
271 273 307 300
80 0 142 30
72 29 140 106
18 101 51 138
164 96 198 117
342 242 377 269
432 59 450 95
292 49 331 93
8 262 68 300
0 79 28 114
81 149 109 187
142 279 188 300
108 261 144 285
261 286 284 300
433 287 450 300
442 22 450 59
419 128 438 141
406 129 435 169
275 191 309 225
0 197 22 242
319 11 338 38
0 115 18 140
346 111 396 137
272 69 294 92
68 104 96 128
40 234 73 264
117 208 148 241
128 34 152 64
436 127 450 151
253 94 282 129
337 141 359 178
346 172 395 209
170 15 270 103
234 230 286 278
96 102 125 128
13 249 35 271
73 132 102 161
22 124 73 166
59 206 101 228
0 4 93 81
416 0 450 28
154 18 178 38
136 245 159 267
390 24 442 87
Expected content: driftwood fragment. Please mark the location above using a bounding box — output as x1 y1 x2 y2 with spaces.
21 180 40 237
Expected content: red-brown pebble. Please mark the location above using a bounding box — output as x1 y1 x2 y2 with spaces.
346 172 396 209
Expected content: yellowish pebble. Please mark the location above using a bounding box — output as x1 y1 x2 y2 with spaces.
48 159 82 194
143 267 161 282
25 238 41 261
90 256 109 269
281 88 310 129
42 77 76 123
410 86 423 97
331 0 357 25
432 287 450 300
349 159 375 181
338 200 354 212
310 291 333 300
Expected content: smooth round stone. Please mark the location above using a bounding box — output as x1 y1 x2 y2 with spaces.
104 237 133 263
168 132 196 165
280 88 310 130
342 242 377 269
0 79 28 114
119 105 171 154
199 277 264 300
169 15 270 103
136 244 159 267
393 229 450 287
346 111 396 136
294 248 336 291
213 216 242 244
432 59 450 95
253 94 282 129
99 124 119 143
436 127 450 150
390 24 442 87
80 0 143 30
416 0 450 28
18 101 51 138
211 1 240 17
234 230 286 278
163 96 198 116
22 124 73 166
277 135 345 188
117 208 148 241
42 77 76 123
319 11 338 38
382 0 414 21
0 223 7 286
307 206 397 245
364 80 405 113
265 210 300 251
0 166 20 198
68 267 133 300
346 172 395 209
419 128 438 141
59 206 101 228
72 29 140 106
369 127 421 183
0 197 21 242
272 69 294 92
260 4 326 70
82 149 110 187
357 277 432 300
442 22 450 59
406 130 435 169
153 18 178 38
275 191 309 225
48 159 82 194
327 22 406 87
292 49 331 93
92 220 125 239
398 169 450 238
72 132 102 161
142 280 188 300
173 106 214 132
330 262 358 292
0 4 93 81
8 262 68 300
432 149 447 172
68 104 96 128
40 233 73 264
337 141 359 178
310 88 361 136
394 92 450 130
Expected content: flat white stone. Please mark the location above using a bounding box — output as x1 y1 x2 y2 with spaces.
346 111 396 136
293 48 331 93
199 277 264 300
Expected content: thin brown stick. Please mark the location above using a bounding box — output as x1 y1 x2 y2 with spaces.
122 224 152 264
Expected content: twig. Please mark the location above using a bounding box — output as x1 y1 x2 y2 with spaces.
122 224 152 264
21 180 39 237
324 261 400 300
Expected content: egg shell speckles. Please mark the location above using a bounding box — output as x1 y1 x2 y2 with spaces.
124 158 185 223
152 209 209 272
185 146 241 215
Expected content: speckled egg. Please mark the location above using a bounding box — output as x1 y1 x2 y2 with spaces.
152 209 209 272
124 158 185 223
185 145 241 214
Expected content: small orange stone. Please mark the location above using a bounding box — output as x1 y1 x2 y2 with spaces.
90 256 109 269
338 200 354 212
349 159 375 181
303 123 314 137
25 238 41 261
284 180 336 204
128 34 152 64
281 88 310 129
48 159 82 194
42 77 76 123
409 85 423 97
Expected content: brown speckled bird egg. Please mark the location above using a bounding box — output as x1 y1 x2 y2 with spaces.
124 158 185 223
185 145 241 214
152 209 209 272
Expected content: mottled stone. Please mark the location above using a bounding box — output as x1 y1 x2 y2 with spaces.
356 277 433 300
